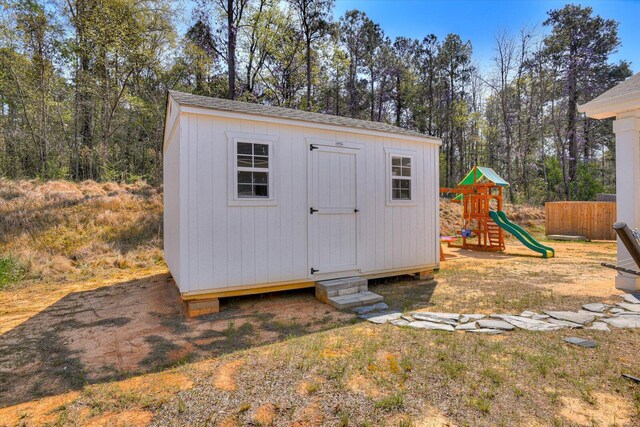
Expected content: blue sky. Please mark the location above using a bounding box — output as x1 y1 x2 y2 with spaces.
332 0 639 74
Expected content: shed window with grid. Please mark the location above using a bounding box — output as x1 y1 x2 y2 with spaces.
236 142 270 198
390 155 412 200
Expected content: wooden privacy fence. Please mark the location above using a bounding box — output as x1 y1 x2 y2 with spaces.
545 201 617 240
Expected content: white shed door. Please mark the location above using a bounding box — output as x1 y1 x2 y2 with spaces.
308 144 359 277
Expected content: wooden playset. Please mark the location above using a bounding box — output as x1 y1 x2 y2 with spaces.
441 166 554 258
440 166 507 252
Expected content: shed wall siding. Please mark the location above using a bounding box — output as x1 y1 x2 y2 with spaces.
163 124 181 284
177 112 439 293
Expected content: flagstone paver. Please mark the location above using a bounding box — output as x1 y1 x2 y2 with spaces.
407 321 455 331
582 303 608 313
586 322 610 332
544 310 595 325
359 311 402 324
460 314 485 323
617 302 640 313
564 337 597 348
603 315 640 328
455 322 478 331
468 328 503 335
477 319 515 330
621 293 640 304
357 294 639 336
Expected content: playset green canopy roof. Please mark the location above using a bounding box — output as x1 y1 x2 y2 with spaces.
459 166 509 187
451 167 509 201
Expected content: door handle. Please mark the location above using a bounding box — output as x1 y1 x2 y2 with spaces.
310 207 319 214
354 209 359 213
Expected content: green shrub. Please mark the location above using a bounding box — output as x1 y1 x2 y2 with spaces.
0 256 24 289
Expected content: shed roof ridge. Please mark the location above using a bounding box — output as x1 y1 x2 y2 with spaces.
168 90 441 143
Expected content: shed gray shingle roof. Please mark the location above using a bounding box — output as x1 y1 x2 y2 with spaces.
169 90 440 143
586 72 640 104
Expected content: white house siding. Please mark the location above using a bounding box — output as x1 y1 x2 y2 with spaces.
170 109 439 295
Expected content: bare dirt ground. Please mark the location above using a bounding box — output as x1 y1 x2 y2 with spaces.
2 238 639 426
1 180 639 426
0 269 352 405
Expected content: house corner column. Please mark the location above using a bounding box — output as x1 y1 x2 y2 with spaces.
613 115 640 290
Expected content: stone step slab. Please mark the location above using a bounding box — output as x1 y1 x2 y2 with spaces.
316 276 368 291
316 285 368 302
328 291 383 310
316 277 368 301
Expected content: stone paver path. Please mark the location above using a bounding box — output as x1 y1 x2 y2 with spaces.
356 293 640 335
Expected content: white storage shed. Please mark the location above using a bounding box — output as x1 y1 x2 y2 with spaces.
163 91 441 316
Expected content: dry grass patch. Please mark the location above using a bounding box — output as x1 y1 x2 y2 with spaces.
0 369 191 426
214 360 245 391
0 179 163 286
0 391 80 426
252 402 278 425
153 318 635 425
560 392 634 426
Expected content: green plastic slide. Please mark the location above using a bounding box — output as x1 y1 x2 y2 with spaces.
489 210 555 258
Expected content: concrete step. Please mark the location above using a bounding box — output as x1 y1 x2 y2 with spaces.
327 291 384 310
315 276 368 302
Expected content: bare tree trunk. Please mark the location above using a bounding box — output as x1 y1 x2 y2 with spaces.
306 37 312 110
395 73 401 126
227 0 236 100
369 66 375 121
566 51 578 199
427 72 434 135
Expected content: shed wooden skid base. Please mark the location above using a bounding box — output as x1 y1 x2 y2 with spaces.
415 270 435 281
179 266 436 317
182 280 315 301
186 298 220 317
